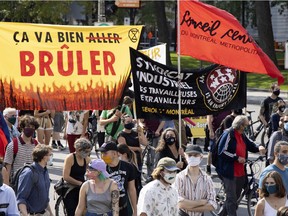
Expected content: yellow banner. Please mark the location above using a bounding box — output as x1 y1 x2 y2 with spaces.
0 22 142 110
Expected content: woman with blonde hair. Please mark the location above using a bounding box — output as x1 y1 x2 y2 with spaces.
255 171 288 216
75 159 119 216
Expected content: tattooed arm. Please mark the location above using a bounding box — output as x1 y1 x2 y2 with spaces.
111 181 120 216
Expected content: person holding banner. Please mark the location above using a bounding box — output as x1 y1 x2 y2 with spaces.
100 99 132 143
154 128 185 171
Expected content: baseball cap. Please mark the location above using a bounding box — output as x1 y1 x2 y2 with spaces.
185 144 203 154
98 141 118 152
156 157 180 171
88 159 110 178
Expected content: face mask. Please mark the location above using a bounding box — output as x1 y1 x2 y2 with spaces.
7 116 16 125
102 155 113 164
234 109 242 115
266 184 278 194
279 106 286 113
284 122 288 132
124 122 134 130
162 172 177 184
23 127 35 137
165 137 176 146
278 154 288 166
80 151 89 158
273 90 280 96
187 156 202 167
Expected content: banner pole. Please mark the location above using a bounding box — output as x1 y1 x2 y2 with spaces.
177 0 182 162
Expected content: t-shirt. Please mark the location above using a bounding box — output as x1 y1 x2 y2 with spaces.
212 111 231 132
234 131 246 177
66 111 88 135
0 184 19 215
258 164 288 192
4 137 35 175
106 160 135 215
260 96 283 123
101 105 132 139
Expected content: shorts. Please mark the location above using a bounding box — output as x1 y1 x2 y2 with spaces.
38 117 53 130
209 139 216 152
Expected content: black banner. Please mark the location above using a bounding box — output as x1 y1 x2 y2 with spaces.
130 48 246 119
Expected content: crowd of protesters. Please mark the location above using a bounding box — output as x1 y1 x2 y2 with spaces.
1 83 288 216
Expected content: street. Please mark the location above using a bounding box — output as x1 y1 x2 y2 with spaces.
47 103 265 215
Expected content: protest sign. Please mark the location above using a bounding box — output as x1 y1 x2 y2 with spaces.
0 22 142 110
130 48 246 119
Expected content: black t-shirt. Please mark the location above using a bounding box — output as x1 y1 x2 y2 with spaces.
261 96 283 123
106 160 136 214
223 115 236 129
117 131 142 167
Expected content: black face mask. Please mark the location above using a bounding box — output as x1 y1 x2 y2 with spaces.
279 106 285 112
124 122 134 130
165 137 176 145
273 90 280 96
234 109 243 115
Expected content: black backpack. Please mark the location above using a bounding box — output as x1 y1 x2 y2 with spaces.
10 164 38 194
211 128 230 167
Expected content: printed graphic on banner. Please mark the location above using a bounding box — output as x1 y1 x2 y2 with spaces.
140 43 166 64
0 22 142 110
130 48 246 119
179 0 284 84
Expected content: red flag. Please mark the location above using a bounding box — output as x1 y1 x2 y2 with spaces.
179 0 284 84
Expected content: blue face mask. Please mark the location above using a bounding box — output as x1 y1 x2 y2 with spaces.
284 122 288 132
278 154 288 166
266 184 278 194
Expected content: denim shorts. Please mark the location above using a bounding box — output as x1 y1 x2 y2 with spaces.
85 211 112 216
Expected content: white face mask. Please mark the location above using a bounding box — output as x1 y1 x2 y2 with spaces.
162 172 177 184
187 156 202 167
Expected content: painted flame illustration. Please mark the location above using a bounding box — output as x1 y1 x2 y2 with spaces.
0 74 129 111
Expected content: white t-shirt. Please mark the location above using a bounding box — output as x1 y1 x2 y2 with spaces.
137 179 178 216
66 111 88 135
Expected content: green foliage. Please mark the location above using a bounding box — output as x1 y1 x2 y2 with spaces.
0 1 72 24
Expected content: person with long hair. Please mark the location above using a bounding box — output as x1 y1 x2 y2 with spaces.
154 128 185 170
117 143 142 196
75 159 119 216
255 171 288 216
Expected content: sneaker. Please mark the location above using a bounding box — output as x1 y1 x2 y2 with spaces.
57 142 65 150
206 165 211 175
51 142 58 149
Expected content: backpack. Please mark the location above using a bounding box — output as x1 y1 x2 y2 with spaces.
10 164 38 194
211 128 228 167
12 137 38 160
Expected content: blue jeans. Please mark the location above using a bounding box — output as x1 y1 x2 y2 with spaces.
85 211 112 216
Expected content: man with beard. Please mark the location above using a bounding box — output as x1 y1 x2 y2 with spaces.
259 141 288 192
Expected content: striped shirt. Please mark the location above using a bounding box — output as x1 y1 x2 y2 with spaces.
173 168 217 216
4 136 35 175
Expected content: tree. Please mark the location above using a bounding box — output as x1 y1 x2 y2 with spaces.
0 1 72 24
154 1 172 66
255 1 278 66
